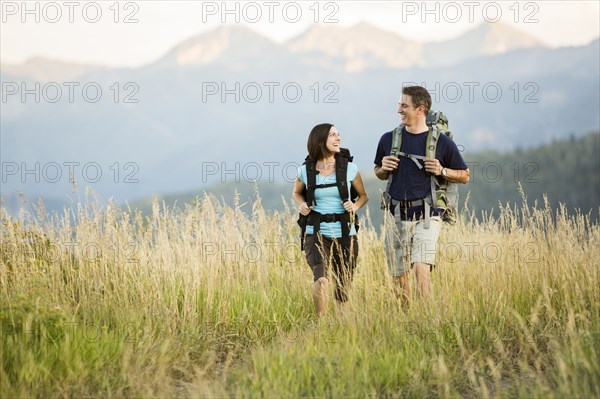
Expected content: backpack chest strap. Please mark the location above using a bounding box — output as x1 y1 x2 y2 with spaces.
397 151 425 169
315 182 338 189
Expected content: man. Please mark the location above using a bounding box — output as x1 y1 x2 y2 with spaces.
374 86 469 306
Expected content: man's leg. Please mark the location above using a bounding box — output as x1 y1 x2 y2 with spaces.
385 212 414 307
392 274 411 308
413 262 432 300
411 217 441 301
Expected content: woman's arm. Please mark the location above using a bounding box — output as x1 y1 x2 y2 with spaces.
293 176 312 215
342 171 369 212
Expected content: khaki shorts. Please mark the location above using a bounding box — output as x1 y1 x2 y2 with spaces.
384 213 442 277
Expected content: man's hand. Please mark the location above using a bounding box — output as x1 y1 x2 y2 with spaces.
299 202 312 216
380 155 400 172
424 158 442 176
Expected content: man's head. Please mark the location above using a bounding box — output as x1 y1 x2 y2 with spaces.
398 86 431 128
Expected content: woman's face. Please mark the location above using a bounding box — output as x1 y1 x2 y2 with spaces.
325 126 341 155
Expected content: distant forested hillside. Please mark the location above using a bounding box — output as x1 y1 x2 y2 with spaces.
459 132 599 219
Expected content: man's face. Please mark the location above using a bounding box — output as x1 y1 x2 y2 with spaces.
397 94 423 127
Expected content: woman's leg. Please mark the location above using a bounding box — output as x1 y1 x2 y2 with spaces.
332 236 358 304
304 234 331 318
313 277 329 318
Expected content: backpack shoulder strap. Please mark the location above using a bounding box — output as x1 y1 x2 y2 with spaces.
426 125 441 159
391 126 403 156
423 125 442 229
305 159 317 207
335 153 350 203
383 126 403 209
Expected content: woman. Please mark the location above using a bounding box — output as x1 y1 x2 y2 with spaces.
293 123 368 318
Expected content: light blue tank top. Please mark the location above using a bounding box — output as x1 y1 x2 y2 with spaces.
297 162 359 238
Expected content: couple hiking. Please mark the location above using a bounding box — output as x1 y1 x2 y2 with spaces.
293 86 470 318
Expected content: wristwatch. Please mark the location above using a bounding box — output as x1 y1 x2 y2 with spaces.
441 167 448 177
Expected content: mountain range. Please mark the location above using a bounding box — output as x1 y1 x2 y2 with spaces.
1 22 599 213
3 22 546 77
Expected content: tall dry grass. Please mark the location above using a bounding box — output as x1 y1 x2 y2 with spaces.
1 190 598 398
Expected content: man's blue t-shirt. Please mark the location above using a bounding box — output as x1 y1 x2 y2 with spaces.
297 162 358 238
374 127 468 218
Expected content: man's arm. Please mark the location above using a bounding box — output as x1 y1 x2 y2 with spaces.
424 135 470 184
374 165 389 180
442 167 470 184
374 156 399 180
423 159 470 184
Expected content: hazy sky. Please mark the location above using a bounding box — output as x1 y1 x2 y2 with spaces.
1 0 599 67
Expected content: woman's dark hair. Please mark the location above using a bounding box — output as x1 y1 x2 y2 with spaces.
307 123 334 161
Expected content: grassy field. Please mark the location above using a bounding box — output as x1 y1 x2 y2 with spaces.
1 192 598 398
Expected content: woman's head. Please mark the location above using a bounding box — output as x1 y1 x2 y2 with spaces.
307 123 341 160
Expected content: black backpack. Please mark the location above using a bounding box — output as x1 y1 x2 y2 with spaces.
297 148 359 248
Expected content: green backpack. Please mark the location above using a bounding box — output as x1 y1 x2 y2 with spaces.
381 110 459 228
